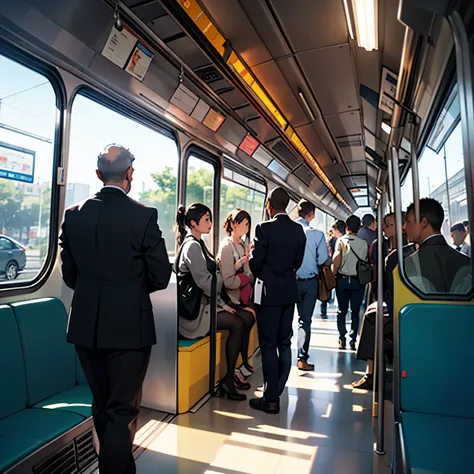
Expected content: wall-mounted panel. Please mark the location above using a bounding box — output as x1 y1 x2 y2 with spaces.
298 44 358 116
271 0 348 52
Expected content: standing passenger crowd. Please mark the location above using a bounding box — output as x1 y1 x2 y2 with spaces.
59 144 472 473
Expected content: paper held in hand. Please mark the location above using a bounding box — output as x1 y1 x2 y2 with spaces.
254 278 264 305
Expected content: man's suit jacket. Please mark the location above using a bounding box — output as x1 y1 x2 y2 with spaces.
405 235 471 293
249 214 306 307
60 187 172 349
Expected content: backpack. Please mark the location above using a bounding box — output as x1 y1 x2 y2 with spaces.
350 245 372 285
175 236 215 321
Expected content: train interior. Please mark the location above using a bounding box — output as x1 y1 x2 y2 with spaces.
0 0 473 473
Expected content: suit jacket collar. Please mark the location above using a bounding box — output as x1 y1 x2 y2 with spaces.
98 187 127 196
420 234 446 248
274 213 289 220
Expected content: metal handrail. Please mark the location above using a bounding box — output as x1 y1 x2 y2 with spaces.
209 270 217 396
375 195 386 455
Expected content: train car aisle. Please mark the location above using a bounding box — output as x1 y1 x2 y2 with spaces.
132 307 374 474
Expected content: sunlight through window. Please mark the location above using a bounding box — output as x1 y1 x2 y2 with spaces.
213 410 254 420
248 424 328 440
322 403 332 418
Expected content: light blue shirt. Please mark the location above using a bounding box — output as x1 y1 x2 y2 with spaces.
296 217 329 279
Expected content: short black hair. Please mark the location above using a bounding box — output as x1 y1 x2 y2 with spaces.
451 222 466 233
362 214 375 228
463 220 469 228
346 215 361 233
332 219 346 235
298 199 316 218
406 198 444 232
268 187 290 211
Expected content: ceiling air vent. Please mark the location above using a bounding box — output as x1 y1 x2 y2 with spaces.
193 64 224 84
336 134 363 148
270 140 302 170
294 164 315 187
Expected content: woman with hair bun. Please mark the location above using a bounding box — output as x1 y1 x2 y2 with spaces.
175 203 251 400
218 209 256 381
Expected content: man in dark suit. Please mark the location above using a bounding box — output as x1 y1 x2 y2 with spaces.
404 198 471 292
249 187 306 414
60 144 171 474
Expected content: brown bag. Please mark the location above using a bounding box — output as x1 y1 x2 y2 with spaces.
318 266 336 302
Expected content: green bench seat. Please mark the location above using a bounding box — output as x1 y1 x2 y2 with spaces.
0 299 92 472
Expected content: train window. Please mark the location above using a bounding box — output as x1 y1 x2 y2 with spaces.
0 54 57 285
185 155 215 249
312 208 327 231
403 105 471 296
219 173 266 243
68 94 179 254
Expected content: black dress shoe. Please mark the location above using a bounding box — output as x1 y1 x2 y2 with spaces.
350 341 356 351
218 382 246 401
249 397 280 414
338 338 346 349
234 374 251 391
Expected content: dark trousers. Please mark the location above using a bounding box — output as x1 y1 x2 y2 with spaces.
335 277 365 343
257 304 295 403
320 290 334 316
76 346 151 474
296 279 318 361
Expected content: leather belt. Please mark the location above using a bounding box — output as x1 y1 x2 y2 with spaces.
296 275 317 281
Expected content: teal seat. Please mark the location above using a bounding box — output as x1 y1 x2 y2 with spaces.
401 412 474 473
0 408 83 473
0 305 27 421
178 338 203 348
33 384 93 418
398 304 474 474
11 298 76 405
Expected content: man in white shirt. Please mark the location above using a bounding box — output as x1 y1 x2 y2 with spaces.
332 215 368 350
450 222 471 258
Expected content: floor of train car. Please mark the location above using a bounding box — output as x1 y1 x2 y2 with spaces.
91 303 393 474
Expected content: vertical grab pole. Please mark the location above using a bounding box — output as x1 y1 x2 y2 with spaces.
410 119 421 224
375 194 386 455
209 271 217 396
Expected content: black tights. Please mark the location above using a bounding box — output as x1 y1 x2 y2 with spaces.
217 309 255 384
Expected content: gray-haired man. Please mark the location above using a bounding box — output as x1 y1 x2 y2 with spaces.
60 144 171 474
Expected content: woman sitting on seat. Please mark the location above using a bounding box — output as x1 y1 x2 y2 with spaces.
176 203 251 400
218 209 256 381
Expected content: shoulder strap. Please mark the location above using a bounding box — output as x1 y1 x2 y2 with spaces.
349 243 366 263
175 235 199 273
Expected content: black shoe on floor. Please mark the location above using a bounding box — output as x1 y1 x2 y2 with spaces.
321 314 328 320
249 397 280 414
352 374 373 390
234 374 251 391
350 341 356 351
338 338 346 350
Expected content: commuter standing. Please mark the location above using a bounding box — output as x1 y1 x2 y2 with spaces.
295 200 328 370
358 214 377 247
249 187 306 414
320 220 345 319
60 145 172 474
450 222 471 258
332 215 368 350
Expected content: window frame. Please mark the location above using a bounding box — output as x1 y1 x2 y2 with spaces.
183 145 222 253
396 77 474 301
0 41 65 296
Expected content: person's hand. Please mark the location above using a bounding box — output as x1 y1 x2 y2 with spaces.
226 307 236 314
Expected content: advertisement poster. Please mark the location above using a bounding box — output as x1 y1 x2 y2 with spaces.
378 66 398 115
0 142 35 184
125 43 154 81
102 24 154 81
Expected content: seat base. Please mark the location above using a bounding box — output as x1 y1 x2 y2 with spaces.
402 412 474 474
0 408 84 472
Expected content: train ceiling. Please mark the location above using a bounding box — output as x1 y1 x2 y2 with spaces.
123 0 406 211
